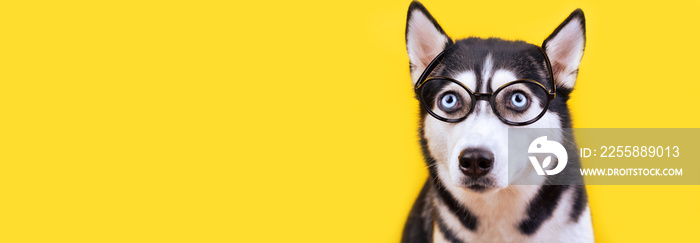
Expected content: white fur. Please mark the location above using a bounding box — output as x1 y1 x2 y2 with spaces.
480 54 493 92
490 69 518 90
452 71 477 91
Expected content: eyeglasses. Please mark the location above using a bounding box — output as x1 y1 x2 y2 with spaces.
414 46 556 126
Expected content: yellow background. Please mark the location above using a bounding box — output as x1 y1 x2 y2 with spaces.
1 0 699 242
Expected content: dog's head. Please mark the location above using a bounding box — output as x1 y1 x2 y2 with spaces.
405 1 585 192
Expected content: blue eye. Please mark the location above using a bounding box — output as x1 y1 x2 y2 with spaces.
439 93 460 112
510 92 528 108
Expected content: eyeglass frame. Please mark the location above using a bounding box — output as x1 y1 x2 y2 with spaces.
413 46 557 126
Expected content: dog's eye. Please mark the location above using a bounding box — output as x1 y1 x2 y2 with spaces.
439 93 461 112
510 92 528 109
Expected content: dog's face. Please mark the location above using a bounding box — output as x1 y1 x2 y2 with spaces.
406 2 585 193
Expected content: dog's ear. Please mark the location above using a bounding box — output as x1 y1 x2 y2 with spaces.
543 9 586 90
406 1 452 85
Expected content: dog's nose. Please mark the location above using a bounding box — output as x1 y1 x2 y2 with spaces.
459 148 494 179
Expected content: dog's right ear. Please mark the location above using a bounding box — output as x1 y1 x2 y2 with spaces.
405 1 452 85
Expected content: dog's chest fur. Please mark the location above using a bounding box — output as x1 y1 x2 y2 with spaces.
425 183 593 243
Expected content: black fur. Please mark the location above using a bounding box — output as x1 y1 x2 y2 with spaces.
436 38 553 93
435 210 463 243
518 185 569 235
570 185 588 222
402 179 432 243
432 173 479 231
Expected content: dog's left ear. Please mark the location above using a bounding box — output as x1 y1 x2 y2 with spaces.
405 1 452 85
543 9 586 90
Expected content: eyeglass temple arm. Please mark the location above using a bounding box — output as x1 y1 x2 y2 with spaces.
416 46 557 97
537 46 557 98
414 50 447 91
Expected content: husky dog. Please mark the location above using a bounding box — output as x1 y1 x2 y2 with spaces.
402 1 593 242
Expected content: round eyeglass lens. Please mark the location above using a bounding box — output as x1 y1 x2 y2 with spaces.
419 78 473 121
493 81 548 124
